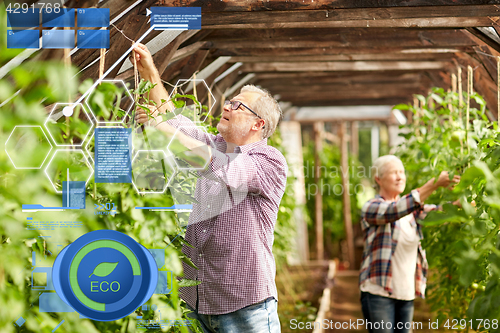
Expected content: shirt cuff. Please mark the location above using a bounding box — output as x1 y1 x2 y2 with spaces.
411 189 422 205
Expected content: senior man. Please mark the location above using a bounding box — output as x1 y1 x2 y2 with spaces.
133 43 286 333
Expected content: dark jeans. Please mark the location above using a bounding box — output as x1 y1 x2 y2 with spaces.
360 292 414 333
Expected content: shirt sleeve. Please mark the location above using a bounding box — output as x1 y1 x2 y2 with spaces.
163 114 216 146
200 148 288 200
362 189 422 225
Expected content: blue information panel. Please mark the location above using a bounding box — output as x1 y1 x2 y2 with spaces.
77 8 110 27
95 128 132 183
77 30 109 49
42 30 75 49
42 8 75 27
7 30 39 49
7 9 39 27
150 7 201 30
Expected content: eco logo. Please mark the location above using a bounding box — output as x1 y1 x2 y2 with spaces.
52 230 158 321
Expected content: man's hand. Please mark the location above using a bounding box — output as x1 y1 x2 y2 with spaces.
132 43 157 80
135 108 149 124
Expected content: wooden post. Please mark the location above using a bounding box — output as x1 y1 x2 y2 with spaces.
467 65 472 155
313 122 324 261
458 65 463 121
350 121 359 158
497 57 500 126
340 121 355 268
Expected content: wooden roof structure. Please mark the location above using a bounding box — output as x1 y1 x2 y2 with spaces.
34 0 500 119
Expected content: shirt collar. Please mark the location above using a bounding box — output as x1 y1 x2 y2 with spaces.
234 138 268 154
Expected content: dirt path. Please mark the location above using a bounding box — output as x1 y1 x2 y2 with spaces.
324 270 366 333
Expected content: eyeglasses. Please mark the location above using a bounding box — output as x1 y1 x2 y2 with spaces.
224 100 265 128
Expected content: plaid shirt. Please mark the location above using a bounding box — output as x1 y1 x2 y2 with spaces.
165 115 288 315
359 189 432 298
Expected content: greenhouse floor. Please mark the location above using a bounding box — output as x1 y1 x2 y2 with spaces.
324 271 448 333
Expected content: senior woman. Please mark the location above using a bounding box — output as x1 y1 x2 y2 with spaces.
359 155 460 333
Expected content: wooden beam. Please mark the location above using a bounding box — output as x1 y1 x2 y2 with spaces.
474 45 500 83
154 31 192 77
229 53 455 63
213 46 474 57
157 0 500 12
208 28 477 49
79 8 150 81
466 28 500 54
240 61 449 72
340 121 355 268
314 122 324 260
171 41 212 63
201 6 500 29
351 121 359 158
211 70 240 117
178 50 211 80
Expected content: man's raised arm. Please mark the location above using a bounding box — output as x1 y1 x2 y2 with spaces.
133 43 174 115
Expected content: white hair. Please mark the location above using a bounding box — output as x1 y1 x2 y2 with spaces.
240 85 282 139
372 155 404 191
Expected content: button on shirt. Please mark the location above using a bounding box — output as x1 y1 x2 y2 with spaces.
166 115 288 315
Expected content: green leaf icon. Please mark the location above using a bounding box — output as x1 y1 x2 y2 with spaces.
89 262 119 278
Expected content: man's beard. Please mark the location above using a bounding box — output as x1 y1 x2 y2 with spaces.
217 118 252 141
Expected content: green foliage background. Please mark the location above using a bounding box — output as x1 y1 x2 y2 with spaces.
395 87 500 331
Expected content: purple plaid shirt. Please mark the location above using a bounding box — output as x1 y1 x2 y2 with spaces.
359 189 435 298
166 115 288 315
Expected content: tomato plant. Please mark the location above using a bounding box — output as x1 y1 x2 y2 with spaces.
395 87 500 331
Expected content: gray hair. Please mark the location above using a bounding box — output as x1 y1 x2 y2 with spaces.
240 85 282 139
372 155 404 191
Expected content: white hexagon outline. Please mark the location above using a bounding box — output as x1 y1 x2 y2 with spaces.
44 149 94 194
44 103 94 148
5 125 53 169
131 149 177 195
84 79 135 127
166 125 213 171
84 131 95 165
169 79 216 124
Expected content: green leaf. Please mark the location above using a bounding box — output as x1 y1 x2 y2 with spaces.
89 262 119 278
178 279 201 288
393 104 409 111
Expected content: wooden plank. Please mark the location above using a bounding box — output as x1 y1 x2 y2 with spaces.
229 53 455 63
79 8 150 81
156 0 500 12
239 61 449 72
178 50 211 80
212 46 474 57
171 41 212 63
208 29 477 49
466 28 500 54
278 88 426 101
340 121 355 268
154 31 192 76
201 5 500 29
261 82 423 93
474 45 500 82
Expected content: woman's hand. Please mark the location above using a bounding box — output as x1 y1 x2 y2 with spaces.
435 171 461 188
417 171 460 202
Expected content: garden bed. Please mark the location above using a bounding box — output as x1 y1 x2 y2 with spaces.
277 262 330 333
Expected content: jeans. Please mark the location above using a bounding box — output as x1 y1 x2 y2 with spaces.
360 292 414 333
186 297 281 333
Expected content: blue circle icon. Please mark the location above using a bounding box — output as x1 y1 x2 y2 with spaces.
52 230 158 321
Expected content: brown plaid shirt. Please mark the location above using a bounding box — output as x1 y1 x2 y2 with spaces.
166 115 288 315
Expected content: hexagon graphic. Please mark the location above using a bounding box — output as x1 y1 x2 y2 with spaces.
5 126 53 169
44 103 94 147
132 125 174 153
169 79 216 123
131 150 175 194
166 126 213 171
84 131 94 164
45 149 93 193
85 80 134 126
